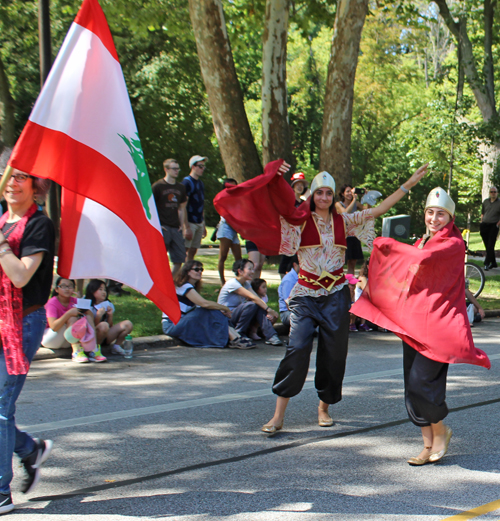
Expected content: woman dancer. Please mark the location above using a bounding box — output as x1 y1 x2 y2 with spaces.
0 169 55 513
352 188 490 464
213 158 428 433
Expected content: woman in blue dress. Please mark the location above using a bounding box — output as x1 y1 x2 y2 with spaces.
161 260 254 349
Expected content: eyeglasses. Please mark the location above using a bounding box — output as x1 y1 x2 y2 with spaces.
57 284 74 290
1 173 31 183
195 164 206 169
191 267 204 272
491 190 497 193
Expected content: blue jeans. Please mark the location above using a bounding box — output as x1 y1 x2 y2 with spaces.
0 307 46 494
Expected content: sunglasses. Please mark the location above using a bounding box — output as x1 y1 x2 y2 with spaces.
191 267 204 272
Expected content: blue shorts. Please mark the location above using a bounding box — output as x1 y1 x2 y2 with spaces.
217 222 240 244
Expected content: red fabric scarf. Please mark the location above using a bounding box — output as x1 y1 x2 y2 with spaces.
214 159 342 255
0 203 38 375
351 220 490 368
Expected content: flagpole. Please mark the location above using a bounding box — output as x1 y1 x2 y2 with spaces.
0 165 13 196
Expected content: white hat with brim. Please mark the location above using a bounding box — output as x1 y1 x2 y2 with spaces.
189 155 208 168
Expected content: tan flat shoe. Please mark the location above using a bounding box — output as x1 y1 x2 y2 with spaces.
261 421 283 434
407 447 432 466
429 426 452 463
318 415 334 427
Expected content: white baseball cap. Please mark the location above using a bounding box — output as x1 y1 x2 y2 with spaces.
189 155 208 168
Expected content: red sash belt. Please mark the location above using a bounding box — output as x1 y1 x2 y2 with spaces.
298 268 346 292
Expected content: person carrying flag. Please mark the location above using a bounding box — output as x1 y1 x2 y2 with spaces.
0 169 55 514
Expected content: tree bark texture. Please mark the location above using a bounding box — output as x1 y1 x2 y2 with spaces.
320 0 369 187
261 0 294 174
480 141 500 200
188 0 262 182
0 53 16 152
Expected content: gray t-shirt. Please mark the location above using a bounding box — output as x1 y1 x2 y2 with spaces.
482 198 500 224
218 278 252 311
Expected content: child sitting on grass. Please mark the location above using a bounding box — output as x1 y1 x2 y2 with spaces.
85 279 134 356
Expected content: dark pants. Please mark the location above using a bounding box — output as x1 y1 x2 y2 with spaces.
231 301 276 340
272 287 350 404
403 342 449 427
480 222 498 267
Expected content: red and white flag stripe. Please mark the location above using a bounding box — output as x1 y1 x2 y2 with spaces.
9 0 180 322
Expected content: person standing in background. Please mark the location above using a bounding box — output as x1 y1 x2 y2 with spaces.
183 155 207 262
152 158 191 278
480 186 500 270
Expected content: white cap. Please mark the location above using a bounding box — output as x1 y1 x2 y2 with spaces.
310 171 336 196
189 155 208 168
425 187 455 216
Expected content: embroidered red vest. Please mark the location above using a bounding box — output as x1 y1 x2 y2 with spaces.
299 213 347 249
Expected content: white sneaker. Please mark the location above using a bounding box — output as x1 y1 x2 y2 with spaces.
111 344 126 355
265 335 283 346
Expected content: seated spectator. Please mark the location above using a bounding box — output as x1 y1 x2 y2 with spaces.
162 260 254 349
218 259 282 345
42 277 105 363
278 255 299 327
216 179 242 285
85 279 134 355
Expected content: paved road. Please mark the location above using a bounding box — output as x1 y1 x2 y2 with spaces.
8 319 500 520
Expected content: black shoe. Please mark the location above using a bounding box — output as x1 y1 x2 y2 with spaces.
20 439 53 494
0 493 14 515
484 264 490 271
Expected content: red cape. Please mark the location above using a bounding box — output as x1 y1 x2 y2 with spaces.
351 221 490 368
214 160 310 255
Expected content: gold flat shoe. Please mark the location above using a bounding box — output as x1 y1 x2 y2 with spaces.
429 426 453 463
318 415 334 427
261 421 283 434
407 456 430 466
407 446 432 466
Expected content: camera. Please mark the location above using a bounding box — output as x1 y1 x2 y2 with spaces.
354 187 366 195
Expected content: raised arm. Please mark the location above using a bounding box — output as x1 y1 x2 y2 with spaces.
369 164 428 219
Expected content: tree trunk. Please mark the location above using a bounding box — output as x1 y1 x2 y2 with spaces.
433 0 498 193
480 141 500 200
320 0 369 187
261 0 294 174
0 53 16 154
188 0 262 182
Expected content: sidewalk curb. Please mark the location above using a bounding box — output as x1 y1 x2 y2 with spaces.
33 324 291 361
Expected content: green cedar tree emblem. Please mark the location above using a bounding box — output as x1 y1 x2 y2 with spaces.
119 132 152 220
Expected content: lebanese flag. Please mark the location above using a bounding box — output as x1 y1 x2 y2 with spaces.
8 0 180 322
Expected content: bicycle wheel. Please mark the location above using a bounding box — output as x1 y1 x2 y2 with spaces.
465 262 485 298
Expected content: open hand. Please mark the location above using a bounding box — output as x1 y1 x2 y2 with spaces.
406 163 429 189
277 162 291 176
